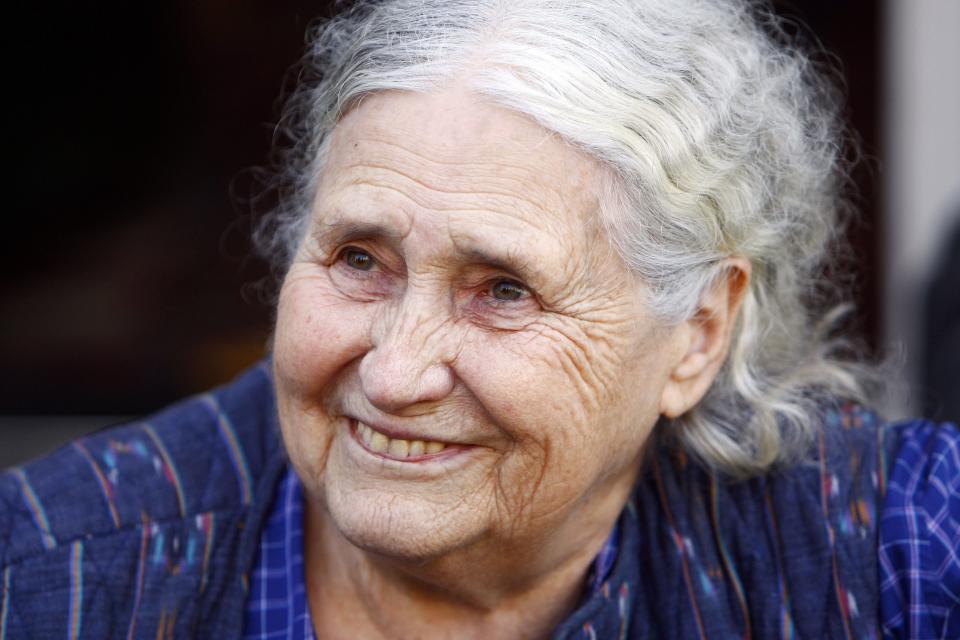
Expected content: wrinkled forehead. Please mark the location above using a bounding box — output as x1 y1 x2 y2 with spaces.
315 89 605 242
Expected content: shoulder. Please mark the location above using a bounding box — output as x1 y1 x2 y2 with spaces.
627 402 892 638
879 418 959 638
0 361 283 567
882 417 959 486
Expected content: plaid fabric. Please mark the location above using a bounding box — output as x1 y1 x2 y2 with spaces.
243 468 314 640
880 420 960 639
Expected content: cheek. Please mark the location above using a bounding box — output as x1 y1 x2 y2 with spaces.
455 327 653 524
459 324 629 435
273 267 374 399
274 267 379 488
461 319 665 458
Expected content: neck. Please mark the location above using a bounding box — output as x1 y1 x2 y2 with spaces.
303 502 614 640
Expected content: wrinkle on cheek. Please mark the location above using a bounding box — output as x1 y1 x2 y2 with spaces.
491 437 551 536
491 437 594 539
512 319 624 419
551 274 641 321
548 266 599 314
277 398 335 489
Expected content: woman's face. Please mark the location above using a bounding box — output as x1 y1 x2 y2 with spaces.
273 88 686 568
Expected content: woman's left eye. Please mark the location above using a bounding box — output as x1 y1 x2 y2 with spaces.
490 279 528 301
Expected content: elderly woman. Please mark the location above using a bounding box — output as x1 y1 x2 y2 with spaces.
2 0 957 638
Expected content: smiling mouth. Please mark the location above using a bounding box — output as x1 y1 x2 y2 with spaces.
351 419 456 461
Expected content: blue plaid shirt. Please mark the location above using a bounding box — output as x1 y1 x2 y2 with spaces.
244 418 959 639
878 421 960 638
243 468 314 640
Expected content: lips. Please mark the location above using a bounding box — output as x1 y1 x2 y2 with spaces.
352 419 454 460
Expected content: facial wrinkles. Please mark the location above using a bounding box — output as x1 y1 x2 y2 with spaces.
355 276 610 532
444 210 583 307
335 123 569 191
331 136 555 210
315 183 582 314
328 125 583 221
512 323 605 425
308 136 644 456
489 245 644 421
486 296 650 524
475 331 614 514
362 279 465 411
330 98 633 452
491 408 610 542
551 321 625 409
501 318 649 517
321 104 603 292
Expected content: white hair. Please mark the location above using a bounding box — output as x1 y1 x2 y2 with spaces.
255 0 876 476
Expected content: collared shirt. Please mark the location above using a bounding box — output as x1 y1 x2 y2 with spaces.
244 416 959 639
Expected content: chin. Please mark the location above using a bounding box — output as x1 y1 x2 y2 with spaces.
323 481 487 562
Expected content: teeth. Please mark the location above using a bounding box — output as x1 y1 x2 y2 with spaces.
355 421 447 458
369 431 389 453
388 439 409 457
359 423 373 445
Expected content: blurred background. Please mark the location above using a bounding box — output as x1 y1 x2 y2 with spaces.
2 0 958 468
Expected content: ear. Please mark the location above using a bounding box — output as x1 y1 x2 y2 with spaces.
659 258 751 418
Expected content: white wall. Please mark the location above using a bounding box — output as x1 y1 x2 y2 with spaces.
884 0 960 415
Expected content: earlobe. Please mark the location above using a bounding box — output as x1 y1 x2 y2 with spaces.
658 382 685 418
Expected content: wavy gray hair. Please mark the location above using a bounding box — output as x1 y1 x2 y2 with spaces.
255 0 873 476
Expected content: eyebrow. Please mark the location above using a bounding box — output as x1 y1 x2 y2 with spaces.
311 220 406 248
455 244 541 284
312 216 555 288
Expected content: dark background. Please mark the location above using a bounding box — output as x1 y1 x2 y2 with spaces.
1 1 884 460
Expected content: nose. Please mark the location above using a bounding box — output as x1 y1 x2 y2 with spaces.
358 298 456 413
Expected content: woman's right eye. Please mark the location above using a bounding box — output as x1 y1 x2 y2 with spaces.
342 248 376 271
489 278 529 302
330 246 395 299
